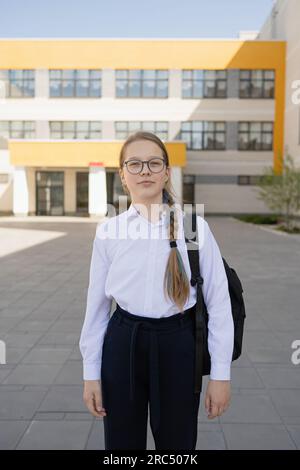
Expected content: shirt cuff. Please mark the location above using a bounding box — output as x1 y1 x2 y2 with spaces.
210 361 231 381
83 363 101 381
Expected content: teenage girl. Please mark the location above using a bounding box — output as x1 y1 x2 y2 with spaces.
79 131 234 450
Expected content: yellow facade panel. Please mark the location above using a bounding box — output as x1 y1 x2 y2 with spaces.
8 140 186 168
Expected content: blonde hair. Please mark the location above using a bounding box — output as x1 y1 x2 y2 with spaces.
119 131 190 313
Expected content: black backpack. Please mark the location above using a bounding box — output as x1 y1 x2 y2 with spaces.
183 210 246 394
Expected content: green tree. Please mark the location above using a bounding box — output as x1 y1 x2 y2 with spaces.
256 153 300 231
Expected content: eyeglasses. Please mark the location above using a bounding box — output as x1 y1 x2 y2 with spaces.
123 157 166 175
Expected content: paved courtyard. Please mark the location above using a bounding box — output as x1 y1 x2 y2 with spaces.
0 215 300 450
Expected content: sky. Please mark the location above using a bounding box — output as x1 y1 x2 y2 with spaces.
0 0 275 38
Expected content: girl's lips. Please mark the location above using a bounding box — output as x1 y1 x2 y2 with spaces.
139 181 154 185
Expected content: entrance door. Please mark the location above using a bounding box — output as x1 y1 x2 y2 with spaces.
76 172 89 214
36 171 64 215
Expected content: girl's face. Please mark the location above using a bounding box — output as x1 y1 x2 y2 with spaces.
119 140 169 203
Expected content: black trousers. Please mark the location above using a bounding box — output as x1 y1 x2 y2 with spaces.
101 303 201 450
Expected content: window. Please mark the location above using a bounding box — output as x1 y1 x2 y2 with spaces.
239 70 275 98
180 121 226 150
115 121 168 140
50 121 102 139
49 70 101 97
116 70 168 98
238 175 263 185
1 70 35 97
0 121 35 138
238 122 273 150
182 70 227 98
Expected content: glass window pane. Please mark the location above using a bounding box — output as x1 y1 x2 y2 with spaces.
264 70 274 79
24 121 34 130
193 80 203 97
205 70 216 79
217 70 226 78
50 122 61 131
142 122 155 131
76 80 89 96
156 80 168 97
252 70 263 80
76 131 89 139
62 80 75 97
116 70 127 79
156 122 168 131
239 81 250 97
157 70 168 79
63 122 75 131
250 132 261 147
250 122 261 132
215 133 225 148
239 134 249 149
262 133 273 149
203 132 214 149
51 132 61 139
239 122 248 131
216 122 225 131
77 122 89 131
192 132 202 149
90 121 101 131
11 130 23 138
50 70 61 79
116 122 127 130
62 70 75 79
10 70 23 79
204 80 215 97
143 70 156 79
240 70 250 79
194 70 204 79
129 80 141 97
192 121 202 131
11 121 23 130
182 80 192 98
50 80 61 97
263 81 274 98
128 122 141 131
23 70 34 78
76 70 89 79
143 80 155 97
116 80 127 97
129 70 141 79
90 70 101 78
204 122 214 131
262 122 273 131
24 130 35 138
251 80 263 97
89 131 101 139
182 70 192 79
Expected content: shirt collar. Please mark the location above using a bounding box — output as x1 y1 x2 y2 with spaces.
127 202 168 226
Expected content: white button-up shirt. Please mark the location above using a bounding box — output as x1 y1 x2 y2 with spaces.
79 203 234 382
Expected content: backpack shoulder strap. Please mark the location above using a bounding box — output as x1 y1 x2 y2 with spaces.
183 210 205 393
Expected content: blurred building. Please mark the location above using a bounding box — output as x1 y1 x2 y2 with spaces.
0 34 285 216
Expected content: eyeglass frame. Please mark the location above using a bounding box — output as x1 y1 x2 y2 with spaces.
122 157 167 175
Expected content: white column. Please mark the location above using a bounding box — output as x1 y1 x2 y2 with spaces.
88 166 107 217
13 166 29 216
171 166 183 207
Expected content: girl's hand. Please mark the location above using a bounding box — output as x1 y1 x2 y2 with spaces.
83 380 107 418
205 380 231 419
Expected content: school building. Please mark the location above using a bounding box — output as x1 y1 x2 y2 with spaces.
0 34 286 217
